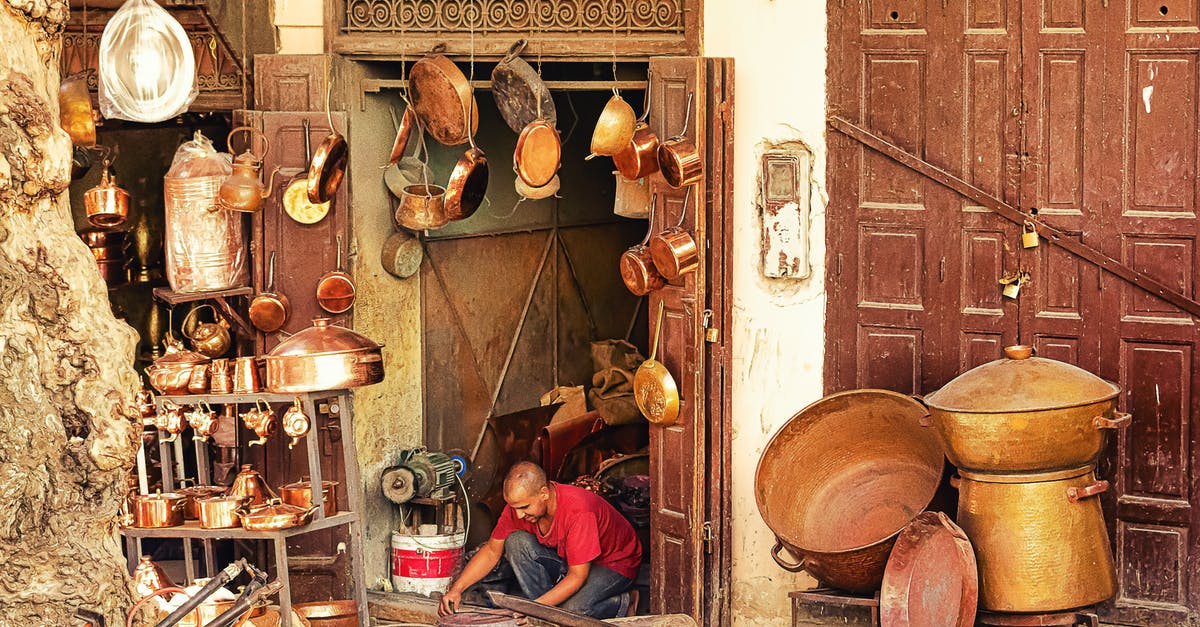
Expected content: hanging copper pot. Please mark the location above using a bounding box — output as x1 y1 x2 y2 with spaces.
84 162 130 228
612 74 659 180
409 44 478 146
218 126 279 213
588 92 636 159
923 344 1128 473
284 118 331 225
396 184 449 231
249 252 290 333
444 95 489 222
316 234 356 314
648 187 699 280
657 92 703 188
619 197 665 296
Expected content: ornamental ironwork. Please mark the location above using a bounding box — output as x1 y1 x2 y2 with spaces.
343 0 684 34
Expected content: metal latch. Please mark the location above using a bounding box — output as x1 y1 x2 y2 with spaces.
702 310 719 343
702 521 714 554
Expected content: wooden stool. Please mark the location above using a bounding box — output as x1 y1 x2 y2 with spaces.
976 610 1100 627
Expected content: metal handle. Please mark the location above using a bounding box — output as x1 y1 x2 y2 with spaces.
226 126 270 161
770 540 807 573
1093 412 1132 430
1067 479 1109 502
949 475 961 490
936 511 969 542
248 435 268 447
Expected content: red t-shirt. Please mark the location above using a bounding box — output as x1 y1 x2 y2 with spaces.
491 482 642 580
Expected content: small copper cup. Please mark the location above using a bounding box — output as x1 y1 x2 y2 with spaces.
209 359 232 394
232 356 261 394
187 364 209 394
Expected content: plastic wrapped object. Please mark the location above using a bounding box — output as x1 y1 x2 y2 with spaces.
98 0 197 122
163 131 247 293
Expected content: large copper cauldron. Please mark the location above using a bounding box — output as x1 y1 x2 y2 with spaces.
264 318 384 393
924 345 1129 473
955 466 1116 612
755 389 945 592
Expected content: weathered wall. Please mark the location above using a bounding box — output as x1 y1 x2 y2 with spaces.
703 2 828 625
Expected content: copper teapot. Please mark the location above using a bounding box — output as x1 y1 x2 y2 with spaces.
186 401 217 442
154 402 186 443
282 398 311 450
218 126 279 213
84 160 130 228
183 304 231 358
229 464 275 506
241 399 277 447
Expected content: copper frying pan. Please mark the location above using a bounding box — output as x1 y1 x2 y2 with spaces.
316 234 356 314
491 39 557 133
409 44 479 146
284 118 331 225
634 300 679 426
249 252 290 333
308 82 348 204
444 94 489 222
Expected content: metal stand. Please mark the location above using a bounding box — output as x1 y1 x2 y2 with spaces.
977 610 1100 626
788 588 880 626
122 390 369 627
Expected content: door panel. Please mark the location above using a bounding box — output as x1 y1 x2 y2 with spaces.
647 56 707 620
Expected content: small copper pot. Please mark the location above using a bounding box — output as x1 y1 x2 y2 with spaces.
620 197 665 296
280 477 339 518
648 187 699 279
131 492 187 528
85 164 130 228
196 494 250 529
396 183 449 231
177 483 228 520
613 76 659 180
657 92 703 188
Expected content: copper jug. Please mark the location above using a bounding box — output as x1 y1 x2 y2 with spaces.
186 401 217 442
132 556 175 600
241 399 276 447
217 126 279 213
182 304 231 359
229 464 275 506
154 402 186 443
84 161 130 228
209 358 233 394
232 356 261 394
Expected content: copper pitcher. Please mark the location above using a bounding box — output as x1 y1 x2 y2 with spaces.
281 398 310 449
218 126 279 213
183 304 231 359
232 356 262 394
84 161 130 228
186 401 217 442
209 358 233 394
229 464 275 506
187 364 209 394
241 399 276 447
132 556 175 599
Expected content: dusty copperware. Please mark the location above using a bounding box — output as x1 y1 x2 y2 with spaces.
880 511 978 627
409 44 478 146
85 164 130 228
647 187 699 280
280 477 338 517
218 126 278 213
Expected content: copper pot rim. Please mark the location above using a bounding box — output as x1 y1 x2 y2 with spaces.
409 49 479 146
957 465 1094 484
293 600 358 618
445 147 489 221
514 119 561 188
281 479 339 491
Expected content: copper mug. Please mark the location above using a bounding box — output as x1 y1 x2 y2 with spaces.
648 187 699 279
187 364 209 394
209 359 233 394
232 356 261 394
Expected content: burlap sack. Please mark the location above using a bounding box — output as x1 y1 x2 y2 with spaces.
588 367 643 426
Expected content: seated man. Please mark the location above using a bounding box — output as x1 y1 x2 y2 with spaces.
438 461 642 619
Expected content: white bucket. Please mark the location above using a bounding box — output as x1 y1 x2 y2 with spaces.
391 529 467 596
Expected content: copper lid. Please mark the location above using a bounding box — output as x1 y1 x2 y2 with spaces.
925 345 1119 413
266 318 382 359
880 511 978 627
282 478 338 491
153 340 210 366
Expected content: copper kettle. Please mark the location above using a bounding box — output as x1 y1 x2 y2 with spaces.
84 160 130 228
218 126 279 213
229 464 275 506
183 304 231 358
132 556 175 600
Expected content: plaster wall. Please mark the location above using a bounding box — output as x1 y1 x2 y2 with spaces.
703 1 829 625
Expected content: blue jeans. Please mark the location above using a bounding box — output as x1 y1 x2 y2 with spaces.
503 530 633 618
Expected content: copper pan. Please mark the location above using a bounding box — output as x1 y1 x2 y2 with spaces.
409 44 479 146
657 92 703 188
284 118 331 225
634 301 679 426
387 105 417 166
612 74 659 180
444 96 489 222
648 186 698 280
308 83 348 204
249 252 290 333
491 39 556 133
316 235 355 314
619 197 665 296
513 118 560 188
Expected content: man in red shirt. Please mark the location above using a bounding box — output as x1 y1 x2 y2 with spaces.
438 461 642 619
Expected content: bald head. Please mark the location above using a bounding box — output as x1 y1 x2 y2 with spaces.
504 461 548 500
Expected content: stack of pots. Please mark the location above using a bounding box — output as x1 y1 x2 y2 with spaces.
923 344 1130 613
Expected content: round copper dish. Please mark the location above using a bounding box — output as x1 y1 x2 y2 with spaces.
263 318 384 393
880 511 978 627
293 600 358 627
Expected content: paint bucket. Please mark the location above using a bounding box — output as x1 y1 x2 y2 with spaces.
391 529 467 595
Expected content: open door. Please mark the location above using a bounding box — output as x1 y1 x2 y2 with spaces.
646 56 732 624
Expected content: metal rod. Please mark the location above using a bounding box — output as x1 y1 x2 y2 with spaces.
362 78 647 94
487 591 613 626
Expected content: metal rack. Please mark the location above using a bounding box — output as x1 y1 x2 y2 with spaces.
122 389 368 627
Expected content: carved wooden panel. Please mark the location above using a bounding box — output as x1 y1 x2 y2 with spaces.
1117 522 1190 612
328 0 700 59
1132 0 1199 27
862 54 927 207
254 55 331 112
856 325 922 394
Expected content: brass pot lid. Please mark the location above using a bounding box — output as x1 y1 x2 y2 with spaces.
281 478 338 491
178 485 227 498
924 345 1119 414
133 491 185 502
153 340 211 366
266 318 382 359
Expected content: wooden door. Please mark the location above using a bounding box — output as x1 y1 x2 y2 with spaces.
646 56 709 619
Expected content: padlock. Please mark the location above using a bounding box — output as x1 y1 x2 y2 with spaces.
702 310 720 343
999 271 1028 299
1022 221 1039 249
1002 281 1022 299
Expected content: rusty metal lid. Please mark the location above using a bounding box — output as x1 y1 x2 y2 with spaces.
266 318 382 359
924 345 1119 413
881 511 978 627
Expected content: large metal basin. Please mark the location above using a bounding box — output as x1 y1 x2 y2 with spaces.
755 389 945 592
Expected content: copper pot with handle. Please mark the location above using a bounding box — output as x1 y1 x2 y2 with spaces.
612 73 659 180
196 494 251 529
316 235 356 314
264 318 384 393
619 197 665 296
923 344 1130 473
647 187 698 280
249 252 290 333
657 92 703 188
409 43 478 146
280 477 339 517
239 498 320 532
954 466 1116 612
85 160 130 228
131 491 187 528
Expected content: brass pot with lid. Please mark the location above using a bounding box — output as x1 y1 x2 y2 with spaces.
146 339 211 395
263 318 384 393
924 344 1131 473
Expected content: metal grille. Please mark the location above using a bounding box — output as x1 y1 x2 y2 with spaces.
61 32 241 93
343 0 684 34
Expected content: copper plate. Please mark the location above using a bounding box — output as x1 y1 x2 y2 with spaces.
514 121 560 188
881 511 978 627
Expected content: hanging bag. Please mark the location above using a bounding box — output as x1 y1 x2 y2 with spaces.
98 0 197 122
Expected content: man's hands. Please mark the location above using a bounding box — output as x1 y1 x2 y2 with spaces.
438 588 462 616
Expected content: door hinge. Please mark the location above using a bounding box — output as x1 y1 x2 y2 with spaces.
702 521 714 554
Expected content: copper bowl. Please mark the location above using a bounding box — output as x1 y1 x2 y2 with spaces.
293 600 358 627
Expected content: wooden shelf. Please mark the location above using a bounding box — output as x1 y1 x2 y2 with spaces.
153 390 349 407
153 286 254 304
121 512 359 540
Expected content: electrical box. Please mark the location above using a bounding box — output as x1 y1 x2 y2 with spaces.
761 150 812 279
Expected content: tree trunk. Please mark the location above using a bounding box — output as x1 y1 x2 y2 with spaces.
0 1 141 624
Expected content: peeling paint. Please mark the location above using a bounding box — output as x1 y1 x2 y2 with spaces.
1143 85 1154 114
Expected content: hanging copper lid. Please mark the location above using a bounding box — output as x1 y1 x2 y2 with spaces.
267 318 383 358
924 345 1119 413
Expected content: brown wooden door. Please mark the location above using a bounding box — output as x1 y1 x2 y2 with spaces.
829 1 1200 624
646 55 709 620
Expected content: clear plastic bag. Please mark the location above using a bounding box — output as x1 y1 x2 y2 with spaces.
98 0 197 123
163 131 247 293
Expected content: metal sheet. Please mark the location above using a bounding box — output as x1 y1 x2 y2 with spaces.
880 511 978 627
